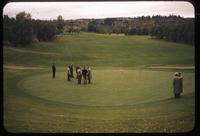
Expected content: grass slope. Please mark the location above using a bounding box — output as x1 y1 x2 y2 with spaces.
4 32 194 67
3 32 195 132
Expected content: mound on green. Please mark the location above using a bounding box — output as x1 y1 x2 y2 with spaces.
3 32 194 132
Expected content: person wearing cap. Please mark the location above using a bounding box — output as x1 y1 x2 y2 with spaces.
173 72 183 98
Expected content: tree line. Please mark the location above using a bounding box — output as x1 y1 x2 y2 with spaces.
3 12 65 46
85 15 194 45
3 12 194 46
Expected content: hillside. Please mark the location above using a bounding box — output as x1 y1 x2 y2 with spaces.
4 32 194 68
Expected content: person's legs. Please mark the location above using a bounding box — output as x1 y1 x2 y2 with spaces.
175 93 181 98
68 74 71 81
78 77 80 84
70 71 73 78
71 72 74 78
84 76 87 84
174 93 178 98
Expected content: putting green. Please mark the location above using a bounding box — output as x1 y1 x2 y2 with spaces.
20 69 194 106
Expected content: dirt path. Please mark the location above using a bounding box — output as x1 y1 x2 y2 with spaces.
3 64 45 70
147 64 194 70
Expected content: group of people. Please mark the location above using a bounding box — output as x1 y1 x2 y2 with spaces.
52 63 92 84
52 63 183 98
68 64 92 84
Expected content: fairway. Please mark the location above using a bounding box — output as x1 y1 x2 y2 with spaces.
3 32 195 132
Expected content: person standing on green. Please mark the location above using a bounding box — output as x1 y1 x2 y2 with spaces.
67 66 71 81
70 64 74 78
77 68 82 84
173 72 183 98
52 63 56 78
82 66 88 84
76 65 81 79
87 66 92 84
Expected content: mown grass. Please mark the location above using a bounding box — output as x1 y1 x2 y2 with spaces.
20 69 194 106
4 32 194 67
4 69 194 133
3 32 195 133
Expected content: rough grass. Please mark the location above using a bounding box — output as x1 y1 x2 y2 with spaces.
3 32 194 67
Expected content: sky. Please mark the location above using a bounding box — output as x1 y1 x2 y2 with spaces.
3 2 194 20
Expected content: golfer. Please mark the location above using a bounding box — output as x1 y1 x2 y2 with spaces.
52 63 56 78
173 72 183 98
87 66 92 84
67 66 71 81
82 66 88 84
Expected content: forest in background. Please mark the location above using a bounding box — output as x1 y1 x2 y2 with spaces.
3 12 194 46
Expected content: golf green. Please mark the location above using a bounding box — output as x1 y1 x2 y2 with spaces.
20 69 194 106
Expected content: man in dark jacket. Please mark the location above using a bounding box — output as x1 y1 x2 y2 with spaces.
52 63 56 78
173 72 183 98
70 64 74 78
82 66 88 84
87 66 92 84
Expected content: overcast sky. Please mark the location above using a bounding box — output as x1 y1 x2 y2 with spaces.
3 2 194 20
